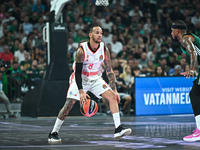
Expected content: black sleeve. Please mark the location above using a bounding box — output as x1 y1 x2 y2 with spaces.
75 62 83 90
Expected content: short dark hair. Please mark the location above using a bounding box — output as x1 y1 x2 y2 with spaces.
171 20 187 31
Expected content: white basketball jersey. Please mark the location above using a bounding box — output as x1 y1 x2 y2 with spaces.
74 41 105 80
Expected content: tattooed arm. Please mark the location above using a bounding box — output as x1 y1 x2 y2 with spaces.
75 47 90 104
104 47 120 103
181 35 197 78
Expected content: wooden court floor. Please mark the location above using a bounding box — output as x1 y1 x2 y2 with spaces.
0 113 199 150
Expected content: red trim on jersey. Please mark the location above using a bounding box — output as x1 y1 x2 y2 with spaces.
66 72 75 98
103 42 106 60
87 42 101 54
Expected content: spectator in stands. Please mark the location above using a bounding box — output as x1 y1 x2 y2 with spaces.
119 64 133 86
8 19 18 33
146 60 156 76
14 23 25 40
75 18 84 31
111 58 123 74
73 29 87 43
0 63 17 118
32 0 45 15
128 5 143 22
171 65 182 76
22 32 36 51
191 11 200 25
180 57 187 71
31 47 40 61
37 55 46 71
67 37 79 57
33 17 45 32
10 38 20 54
147 46 157 63
115 16 125 33
167 54 179 69
10 61 25 102
20 52 31 73
153 66 167 77
26 60 44 84
0 45 13 66
158 58 171 76
19 0 33 16
14 43 27 64
22 16 33 35
110 34 123 55
29 11 39 25
167 4 185 28
117 45 129 61
101 15 113 32
168 62 184 76
135 36 149 53
185 16 195 33
156 44 170 64
138 52 148 73
194 22 200 36
2 11 15 26
0 37 6 53
35 32 43 48
102 29 112 46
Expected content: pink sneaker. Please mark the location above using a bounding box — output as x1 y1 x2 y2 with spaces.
183 128 200 142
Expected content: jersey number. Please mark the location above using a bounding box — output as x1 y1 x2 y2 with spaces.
88 63 94 69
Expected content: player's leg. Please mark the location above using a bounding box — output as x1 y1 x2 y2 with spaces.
48 98 76 142
90 78 132 138
183 83 200 141
48 73 81 142
102 90 132 138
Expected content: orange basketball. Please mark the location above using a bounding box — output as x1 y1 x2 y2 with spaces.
80 99 98 117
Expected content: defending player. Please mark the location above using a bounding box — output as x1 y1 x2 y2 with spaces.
48 26 132 142
171 20 200 142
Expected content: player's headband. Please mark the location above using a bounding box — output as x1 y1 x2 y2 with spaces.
171 24 187 30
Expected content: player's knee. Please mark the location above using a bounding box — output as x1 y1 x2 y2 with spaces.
107 93 117 102
126 96 132 102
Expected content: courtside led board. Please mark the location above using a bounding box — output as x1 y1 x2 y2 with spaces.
135 77 194 115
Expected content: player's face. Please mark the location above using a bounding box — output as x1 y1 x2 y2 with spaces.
171 28 177 40
91 27 102 43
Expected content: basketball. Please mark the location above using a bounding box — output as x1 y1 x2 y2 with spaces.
80 99 98 117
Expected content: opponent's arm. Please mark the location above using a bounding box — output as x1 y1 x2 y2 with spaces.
181 36 198 78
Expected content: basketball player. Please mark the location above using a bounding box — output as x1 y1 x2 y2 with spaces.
48 26 132 142
171 20 200 142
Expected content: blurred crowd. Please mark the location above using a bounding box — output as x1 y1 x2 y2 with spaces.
0 0 199 113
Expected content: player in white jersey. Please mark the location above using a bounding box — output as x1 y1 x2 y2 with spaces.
48 26 132 142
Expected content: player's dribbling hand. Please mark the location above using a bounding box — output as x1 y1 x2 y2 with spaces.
181 70 195 78
79 89 90 104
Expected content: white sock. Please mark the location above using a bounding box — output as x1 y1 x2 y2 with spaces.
195 115 200 130
112 112 121 128
51 118 64 133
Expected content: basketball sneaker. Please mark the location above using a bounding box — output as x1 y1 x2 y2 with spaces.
48 132 61 142
183 128 200 142
114 124 132 138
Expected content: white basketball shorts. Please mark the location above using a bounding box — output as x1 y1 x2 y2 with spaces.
66 73 111 100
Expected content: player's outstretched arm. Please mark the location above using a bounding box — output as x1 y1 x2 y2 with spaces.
181 36 198 78
104 47 120 103
75 47 90 104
